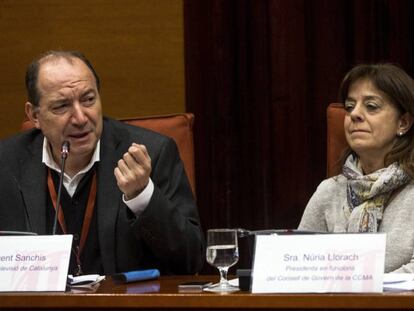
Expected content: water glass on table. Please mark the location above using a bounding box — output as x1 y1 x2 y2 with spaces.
205 228 239 292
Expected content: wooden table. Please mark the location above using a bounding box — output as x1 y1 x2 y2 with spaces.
1 275 414 310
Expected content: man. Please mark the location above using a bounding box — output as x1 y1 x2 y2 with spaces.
0 51 204 275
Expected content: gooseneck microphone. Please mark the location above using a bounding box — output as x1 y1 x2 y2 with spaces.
236 228 325 238
52 141 70 235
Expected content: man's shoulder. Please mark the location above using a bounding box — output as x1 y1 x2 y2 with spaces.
0 129 42 151
0 130 43 173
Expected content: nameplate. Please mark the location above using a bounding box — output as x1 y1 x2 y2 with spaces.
0 235 73 291
251 233 386 293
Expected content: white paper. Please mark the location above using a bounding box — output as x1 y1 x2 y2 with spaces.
0 235 72 291
67 274 105 290
67 274 105 285
251 233 386 293
383 273 414 291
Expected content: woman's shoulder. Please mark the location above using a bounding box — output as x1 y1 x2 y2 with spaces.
396 178 414 197
306 174 347 206
315 174 347 191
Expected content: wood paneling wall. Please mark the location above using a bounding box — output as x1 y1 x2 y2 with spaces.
0 0 184 138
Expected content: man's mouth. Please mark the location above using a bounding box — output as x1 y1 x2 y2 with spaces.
68 132 89 139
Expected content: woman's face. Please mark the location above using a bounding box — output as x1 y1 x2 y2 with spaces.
344 78 411 171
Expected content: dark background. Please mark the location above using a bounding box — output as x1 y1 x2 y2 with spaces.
183 0 414 272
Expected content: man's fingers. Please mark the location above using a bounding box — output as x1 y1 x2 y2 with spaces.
128 144 150 166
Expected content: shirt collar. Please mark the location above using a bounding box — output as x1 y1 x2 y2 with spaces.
42 138 100 176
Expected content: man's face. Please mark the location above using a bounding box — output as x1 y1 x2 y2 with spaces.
26 57 103 163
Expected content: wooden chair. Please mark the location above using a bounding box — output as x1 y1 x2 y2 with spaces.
326 103 348 177
22 113 196 196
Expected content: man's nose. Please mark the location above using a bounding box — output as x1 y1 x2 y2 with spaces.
71 103 88 125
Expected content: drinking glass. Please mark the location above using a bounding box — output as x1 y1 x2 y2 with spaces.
205 229 239 292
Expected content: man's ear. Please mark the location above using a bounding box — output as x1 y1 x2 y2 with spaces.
25 102 40 129
399 112 414 135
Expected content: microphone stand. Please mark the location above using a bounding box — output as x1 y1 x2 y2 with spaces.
52 141 70 235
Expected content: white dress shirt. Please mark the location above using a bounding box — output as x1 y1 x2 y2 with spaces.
42 138 153 216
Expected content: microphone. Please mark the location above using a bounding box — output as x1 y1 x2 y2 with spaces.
236 228 325 238
236 228 283 238
61 140 70 159
52 141 70 235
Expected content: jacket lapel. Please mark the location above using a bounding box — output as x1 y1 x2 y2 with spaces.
20 134 48 234
97 119 125 273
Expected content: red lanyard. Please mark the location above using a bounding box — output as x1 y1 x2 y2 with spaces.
47 169 97 275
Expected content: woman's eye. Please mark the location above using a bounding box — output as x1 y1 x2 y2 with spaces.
344 102 355 112
365 101 379 111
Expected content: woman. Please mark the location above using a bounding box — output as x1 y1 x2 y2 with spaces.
299 63 414 272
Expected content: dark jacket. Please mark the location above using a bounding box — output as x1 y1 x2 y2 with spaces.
0 117 204 275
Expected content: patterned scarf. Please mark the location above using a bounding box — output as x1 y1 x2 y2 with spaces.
343 154 410 232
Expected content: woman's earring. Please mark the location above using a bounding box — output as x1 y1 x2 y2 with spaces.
399 131 404 136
